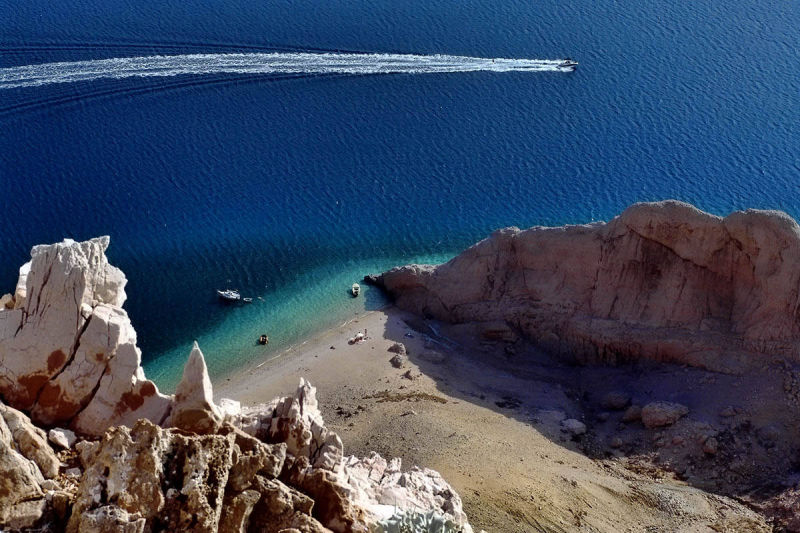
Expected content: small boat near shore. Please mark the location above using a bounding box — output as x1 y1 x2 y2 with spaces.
217 289 241 302
351 283 361 297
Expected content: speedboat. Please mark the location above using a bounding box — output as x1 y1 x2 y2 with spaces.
559 58 578 70
351 283 361 297
217 289 241 302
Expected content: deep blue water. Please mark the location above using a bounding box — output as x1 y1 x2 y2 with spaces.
2 1 798 390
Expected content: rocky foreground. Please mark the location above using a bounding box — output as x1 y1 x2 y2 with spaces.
0 237 472 532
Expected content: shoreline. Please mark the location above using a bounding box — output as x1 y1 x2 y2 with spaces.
212 304 774 532
214 305 394 404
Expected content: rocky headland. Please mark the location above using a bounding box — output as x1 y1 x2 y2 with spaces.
0 237 472 532
375 200 800 374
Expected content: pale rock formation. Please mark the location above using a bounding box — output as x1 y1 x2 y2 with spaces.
0 237 171 435
68 419 239 533
341 452 471 531
232 381 472 533
48 427 77 449
641 401 689 428
238 378 344 472
0 400 60 479
0 399 59 528
376 201 800 373
166 341 222 434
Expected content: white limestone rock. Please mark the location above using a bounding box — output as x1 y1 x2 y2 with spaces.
48 427 77 449
165 341 222 434
0 237 171 435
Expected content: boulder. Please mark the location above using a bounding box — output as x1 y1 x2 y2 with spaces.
165 341 222 434
561 418 587 436
387 342 406 355
0 400 51 529
219 489 261 533
389 354 407 368
236 379 343 472
622 405 643 423
0 401 59 479
601 391 631 410
376 201 800 373
641 401 689 428
48 427 77 449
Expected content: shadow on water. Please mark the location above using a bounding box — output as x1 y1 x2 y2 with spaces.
375 306 800 523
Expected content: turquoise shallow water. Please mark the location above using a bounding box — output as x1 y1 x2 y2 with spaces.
146 253 453 391
1 1 798 391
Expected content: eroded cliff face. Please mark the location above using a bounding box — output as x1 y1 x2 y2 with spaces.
0 237 473 532
376 201 800 372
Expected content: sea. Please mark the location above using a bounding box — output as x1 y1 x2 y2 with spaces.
1 0 798 391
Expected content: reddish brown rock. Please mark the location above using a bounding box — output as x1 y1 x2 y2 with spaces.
376 201 800 373
0 237 171 435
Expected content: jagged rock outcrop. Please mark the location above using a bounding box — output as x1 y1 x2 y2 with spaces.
231 380 472 532
0 237 171 435
166 341 222 434
0 399 61 528
62 380 471 533
376 201 800 373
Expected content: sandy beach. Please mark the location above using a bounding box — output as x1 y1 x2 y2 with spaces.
215 305 772 532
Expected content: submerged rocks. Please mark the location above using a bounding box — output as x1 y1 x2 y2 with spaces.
375 201 800 373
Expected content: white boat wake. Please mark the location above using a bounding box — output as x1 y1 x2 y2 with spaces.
0 52 569 90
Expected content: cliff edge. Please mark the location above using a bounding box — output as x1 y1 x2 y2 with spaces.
376 200 800 373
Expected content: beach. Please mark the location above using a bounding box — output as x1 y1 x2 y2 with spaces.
215 305 769 532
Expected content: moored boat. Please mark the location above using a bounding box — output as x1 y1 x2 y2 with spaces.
351 283 361 297
217 289 241 302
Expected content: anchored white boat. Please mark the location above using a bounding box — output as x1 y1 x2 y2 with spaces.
217 289 241 302
351 283 361 297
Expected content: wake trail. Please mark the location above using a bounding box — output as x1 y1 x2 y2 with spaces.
0 52 568 90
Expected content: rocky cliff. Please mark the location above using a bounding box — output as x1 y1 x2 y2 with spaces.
0 238 473 532
0 237 170 434
375 201 800 373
